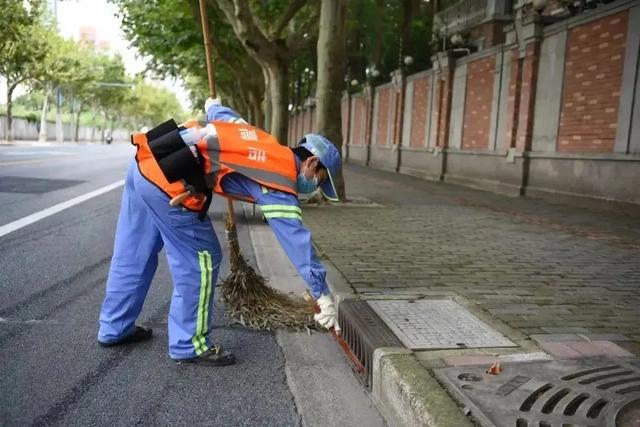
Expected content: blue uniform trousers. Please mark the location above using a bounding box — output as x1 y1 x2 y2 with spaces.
98 160 221 359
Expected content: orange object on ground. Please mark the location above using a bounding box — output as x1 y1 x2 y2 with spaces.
486 361 502 375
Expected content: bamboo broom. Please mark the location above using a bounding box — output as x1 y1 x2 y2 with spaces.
195 0 318 331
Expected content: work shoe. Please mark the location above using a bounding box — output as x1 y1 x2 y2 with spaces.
174 346 236 366
98 325 153 347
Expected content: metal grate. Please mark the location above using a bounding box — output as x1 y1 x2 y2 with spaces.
435 356 640 426
338 300 403 388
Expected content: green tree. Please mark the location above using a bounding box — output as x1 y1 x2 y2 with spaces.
90 54 130 139
0 0 49 141
33 34 101 142
210 0 319 144
123 80 184 130
113 0 265 125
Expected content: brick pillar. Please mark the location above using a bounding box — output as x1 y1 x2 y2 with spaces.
505 16 543 152
363 84 375 165
432 52 455 148
342 90 351 161
391 69 405 171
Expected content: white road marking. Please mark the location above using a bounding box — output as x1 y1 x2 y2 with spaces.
0 180 125 238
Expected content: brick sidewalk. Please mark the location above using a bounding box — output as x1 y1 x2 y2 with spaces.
303 164 640 343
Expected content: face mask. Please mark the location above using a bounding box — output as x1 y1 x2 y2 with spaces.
297 173 318 194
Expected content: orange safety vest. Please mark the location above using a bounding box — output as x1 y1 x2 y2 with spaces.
131 121 297 211
196 121 298 202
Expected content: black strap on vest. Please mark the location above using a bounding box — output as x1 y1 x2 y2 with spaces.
146 119 211 220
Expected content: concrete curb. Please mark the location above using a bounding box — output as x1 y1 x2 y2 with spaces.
372 348 473 427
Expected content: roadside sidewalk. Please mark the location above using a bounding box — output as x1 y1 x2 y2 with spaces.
241 204 386 427
295 164 639 426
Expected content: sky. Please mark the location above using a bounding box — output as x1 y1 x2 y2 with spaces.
54 0 191 110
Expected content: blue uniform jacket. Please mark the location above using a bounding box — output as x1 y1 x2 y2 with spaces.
208 105 329 298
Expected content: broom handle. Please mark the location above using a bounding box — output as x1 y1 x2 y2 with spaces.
197 0 236 225
199 0 216 99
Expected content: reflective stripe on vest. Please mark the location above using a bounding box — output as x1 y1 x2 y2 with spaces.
131 133 205 211
197 122 298 200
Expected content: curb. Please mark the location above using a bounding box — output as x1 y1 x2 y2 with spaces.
372 348 473 427
317 251 474 427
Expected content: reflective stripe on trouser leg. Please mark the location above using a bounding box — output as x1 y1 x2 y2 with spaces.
260 204 302 220
193 251 213 355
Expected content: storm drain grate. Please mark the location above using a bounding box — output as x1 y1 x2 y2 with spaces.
435 356 640 427
337 300 403 388
0 176 84 193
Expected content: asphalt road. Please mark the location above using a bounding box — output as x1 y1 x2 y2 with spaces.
0 143 383 426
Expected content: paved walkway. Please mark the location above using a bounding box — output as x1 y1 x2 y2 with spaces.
303 164 640 343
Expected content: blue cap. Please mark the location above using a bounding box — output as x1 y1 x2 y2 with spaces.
298 134 341 201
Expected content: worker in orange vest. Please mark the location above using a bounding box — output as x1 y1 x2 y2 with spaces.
97 99 341 366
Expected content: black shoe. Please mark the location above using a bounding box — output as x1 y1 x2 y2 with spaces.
98 325 153 347
174 347 236 366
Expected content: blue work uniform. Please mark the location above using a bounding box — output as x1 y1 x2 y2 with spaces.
98 106 329 359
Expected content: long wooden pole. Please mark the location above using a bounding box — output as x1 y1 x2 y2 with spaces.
198 0 235 226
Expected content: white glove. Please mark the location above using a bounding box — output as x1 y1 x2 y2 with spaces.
314 294 338 330
204 96 221 113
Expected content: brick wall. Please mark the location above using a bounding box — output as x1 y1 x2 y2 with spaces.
376 86 391 145
410 76 430 148
287 2 637 204
350 96 365 145
462 56 495 149
557 11 628 153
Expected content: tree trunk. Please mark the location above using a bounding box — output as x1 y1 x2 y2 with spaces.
55 87 63 143
38 86 50 142
315 0 347 200
372 0 385 68
401 0 418 64
6 82 17 142
73 102 84 143
266 57 289 145
262 68 272 133
247 89 263 128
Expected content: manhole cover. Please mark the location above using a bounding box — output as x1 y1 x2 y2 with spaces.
434 356 640 427
0 176 84 193
367 300 516 350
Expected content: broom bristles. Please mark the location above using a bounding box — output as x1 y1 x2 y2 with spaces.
221 214 320 331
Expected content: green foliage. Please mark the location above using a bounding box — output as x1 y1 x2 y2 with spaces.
0 0 51 90
112 0 263 117
112 0 438 120
122 80 185 128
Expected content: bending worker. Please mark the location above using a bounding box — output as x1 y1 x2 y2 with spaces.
97 99 341 366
